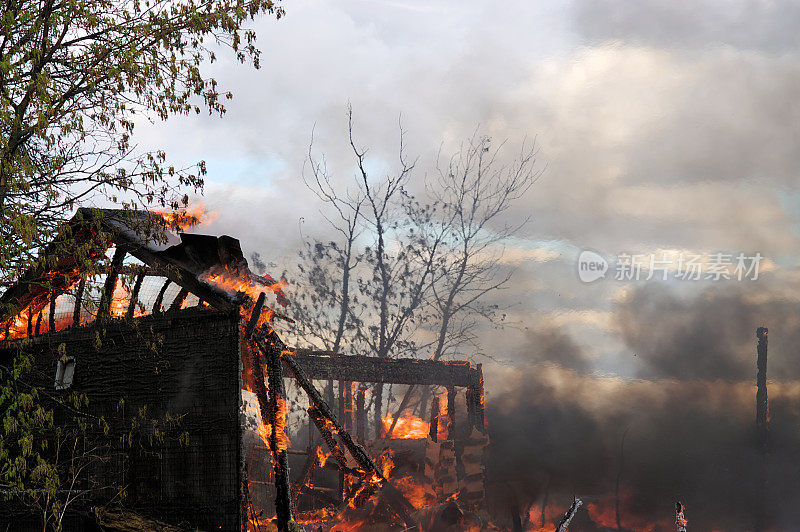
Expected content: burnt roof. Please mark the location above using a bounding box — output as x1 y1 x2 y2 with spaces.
0 208 272 324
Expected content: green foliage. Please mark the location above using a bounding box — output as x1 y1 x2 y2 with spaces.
0 1 284 527
0 0 284 288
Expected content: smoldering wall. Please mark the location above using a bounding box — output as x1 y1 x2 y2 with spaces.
485 283 800 530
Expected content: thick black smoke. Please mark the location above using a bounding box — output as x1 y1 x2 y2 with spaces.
485 284 800 530
617 283 800 382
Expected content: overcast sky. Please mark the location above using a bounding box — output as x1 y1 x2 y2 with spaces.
120 2 800 525
131 0 800 383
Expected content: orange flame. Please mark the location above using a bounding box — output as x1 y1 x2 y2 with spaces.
274 396 290 452
315 446 332 468
382 412 430 439
156 202 218 231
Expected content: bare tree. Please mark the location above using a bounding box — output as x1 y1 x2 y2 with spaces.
288 110 541 440
391 134 541 428
292 127 365 355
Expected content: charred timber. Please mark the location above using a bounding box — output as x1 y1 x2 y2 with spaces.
97 246 127 320
261 337 418 529
308 406 353 474
755 326 769 532
73 278 86 326
756 327 769 453
125 272 145 319
556 496 583 532
429 396 440 442
243 293 266 340
286 351 480 388
264 343 293 531
168 287 189 311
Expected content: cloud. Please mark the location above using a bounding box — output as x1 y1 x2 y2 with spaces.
573 0 800 54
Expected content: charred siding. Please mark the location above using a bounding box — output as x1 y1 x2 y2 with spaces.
0 308 242 531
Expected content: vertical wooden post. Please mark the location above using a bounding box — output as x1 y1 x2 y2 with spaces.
48 291 57 333
34 312 42 336
169 287 189 311
356 388 366 444
755 327 769 532
98 246 126 320
756 327 769 451
344 381 354 432
153 279 171 313
72 277 85 328
447 386 456 440
125 271 145 319
265 344 293 531
26 307 33 337
466 364 486 433
338 380 346 501
429 396 440 442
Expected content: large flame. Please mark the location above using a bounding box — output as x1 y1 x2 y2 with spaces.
382 412 430 439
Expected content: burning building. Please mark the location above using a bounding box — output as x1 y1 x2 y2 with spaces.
0 208 489 531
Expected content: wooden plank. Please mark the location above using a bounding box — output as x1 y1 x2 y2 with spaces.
73 277 86 327
429 396 440 442
243 292 266 340
356 388 366 444
168 287 189 311
447 386 456 440
264 343 293 531
48 291 56 332
97 246 126 320
466 363 486 433
286 351 477 388
117 234 237 314
152 279 171 314
125 272 145 319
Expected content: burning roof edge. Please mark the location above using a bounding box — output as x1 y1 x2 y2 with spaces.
0 208 271 324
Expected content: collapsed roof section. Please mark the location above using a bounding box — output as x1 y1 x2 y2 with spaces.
0 207 285 339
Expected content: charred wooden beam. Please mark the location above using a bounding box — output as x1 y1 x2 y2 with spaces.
168 287 189 311
356 388 366 444
556 496 583 532
429 396 440 442
447 386 456 440
756 327 769 452
756 327 769 532
308 406 352 474
338 379 353 501
264 343 293 531
48 291 56 333
344 381 354 432
125 271 145 319
466 363 486 433
26 307 32 337
264 338 417 529
274 341 380 477
72 277 85 327
97 246 126 320
118 237 237 313
287 351 479 388
34 312 42 336
244 292 266 340
153 279 171 314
